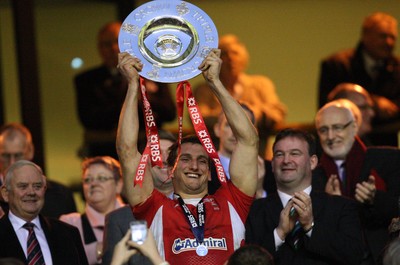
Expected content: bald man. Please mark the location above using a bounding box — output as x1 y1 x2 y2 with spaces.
314 99 400 264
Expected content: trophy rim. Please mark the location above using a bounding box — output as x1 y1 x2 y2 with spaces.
118 0 219 83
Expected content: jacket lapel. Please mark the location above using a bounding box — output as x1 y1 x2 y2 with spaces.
0 216 26 261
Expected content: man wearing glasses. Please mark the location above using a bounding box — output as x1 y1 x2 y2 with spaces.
314 99 400 265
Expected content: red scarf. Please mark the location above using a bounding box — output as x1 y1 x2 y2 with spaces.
319 136 385 197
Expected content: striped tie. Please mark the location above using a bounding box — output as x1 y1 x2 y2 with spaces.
23 222 45 265
291 220 302 250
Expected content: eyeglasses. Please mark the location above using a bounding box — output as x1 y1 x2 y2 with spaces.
317 120 354 135
82 176 115 184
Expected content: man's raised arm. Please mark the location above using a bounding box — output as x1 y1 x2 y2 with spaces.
199 49 259 196
116 52 154 206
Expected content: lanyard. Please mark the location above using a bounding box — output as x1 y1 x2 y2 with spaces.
176 194 207 244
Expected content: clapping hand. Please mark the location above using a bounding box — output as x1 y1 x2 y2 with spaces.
355 175 376 204
325 174 342 196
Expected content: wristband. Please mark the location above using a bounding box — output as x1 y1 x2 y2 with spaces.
303 222 314 233
158 262 170 265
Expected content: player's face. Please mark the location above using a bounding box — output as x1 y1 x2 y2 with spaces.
2 165 46 222
316 107 357 160
272 137 316 192
171 143 210 196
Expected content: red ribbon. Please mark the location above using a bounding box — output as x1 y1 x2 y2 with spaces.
134 79 227 187
134 78 163 187
171 81 227 185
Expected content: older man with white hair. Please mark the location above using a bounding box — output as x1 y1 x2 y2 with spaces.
0 160 88 264
314 99 400 264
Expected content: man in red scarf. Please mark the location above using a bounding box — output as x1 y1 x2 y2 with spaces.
314 99 400 264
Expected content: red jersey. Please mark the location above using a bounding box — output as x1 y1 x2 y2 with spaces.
132 181 253 265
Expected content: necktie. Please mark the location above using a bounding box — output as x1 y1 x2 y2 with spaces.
291 220 302 250
23 222 45 265
340 162 347 193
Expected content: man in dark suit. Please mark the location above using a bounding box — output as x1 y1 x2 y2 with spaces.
245 128 364 265
0 160 88 264
74 21 176 159
314 99 400 264
0 123 76 218
318 12 400 146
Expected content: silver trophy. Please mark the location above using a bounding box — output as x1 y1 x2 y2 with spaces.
119 0 219 83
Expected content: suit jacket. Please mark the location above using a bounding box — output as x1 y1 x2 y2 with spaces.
74 65 176 132
74 65 129 132
318 43 400 109
314 138 400 263
0 214 88 265
318 43 400 146
245 190 364 265
102 206 152 265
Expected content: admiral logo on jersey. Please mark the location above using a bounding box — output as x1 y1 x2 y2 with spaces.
172 237 227 254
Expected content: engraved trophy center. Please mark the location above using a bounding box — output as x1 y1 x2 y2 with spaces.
139 16 198 68
156 34 182 60
119 0 218 83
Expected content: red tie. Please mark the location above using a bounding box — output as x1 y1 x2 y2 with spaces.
23 222 45 265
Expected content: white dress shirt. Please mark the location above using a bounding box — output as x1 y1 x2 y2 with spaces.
9 211 53 265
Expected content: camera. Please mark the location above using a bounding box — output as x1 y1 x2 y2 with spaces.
130 220 147 244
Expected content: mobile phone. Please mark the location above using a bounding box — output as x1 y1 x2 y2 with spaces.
130 220 147 244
